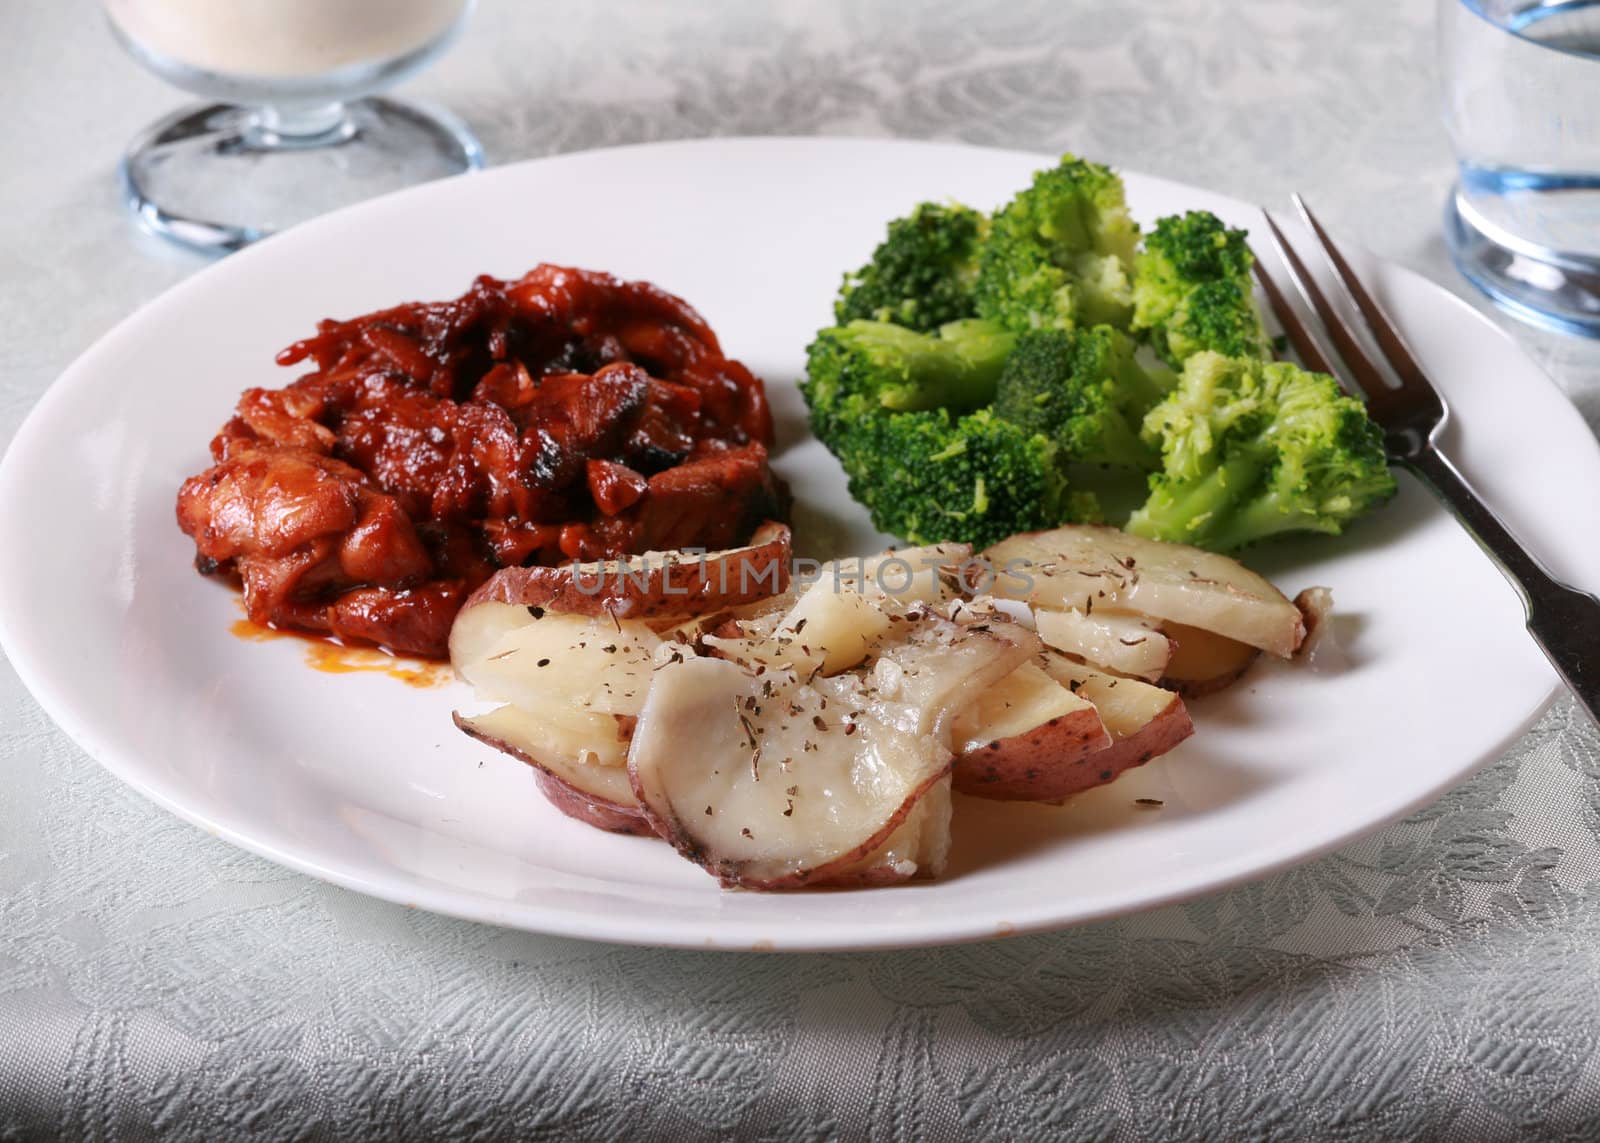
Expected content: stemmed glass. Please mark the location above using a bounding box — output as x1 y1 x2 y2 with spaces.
106 0 483 254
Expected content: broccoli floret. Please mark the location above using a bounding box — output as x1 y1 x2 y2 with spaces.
1133 211 1271 365
834 202 987 332
973 155 1140 335
801 314 1095 547
826 401 1097 548
992 327 1173 470
1164 279 1273 362
802 318 1015 446
1126 352 1396 551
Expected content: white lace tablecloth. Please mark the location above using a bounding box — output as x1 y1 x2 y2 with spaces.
6 1 1600 1138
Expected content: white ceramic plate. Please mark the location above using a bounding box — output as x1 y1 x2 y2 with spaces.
3 138 1596 951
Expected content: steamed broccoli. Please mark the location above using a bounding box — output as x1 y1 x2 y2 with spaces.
802 318 1015 445
992 326 1173 470
802 313 1097 546
804 159 1396 556
973 155 1140 335
827 401 1097 548
1132 211 1272 364
1126 351 1396 551
834 202 988 332
1162 279 1273 363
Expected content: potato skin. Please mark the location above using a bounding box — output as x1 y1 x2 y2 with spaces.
532 769 656 837
463 520 790 620
953 707 1112 801
955 695 1192 804
1292 586 1335 659
453 712 655 837
1070 697 1194 796
1160 657 1257 699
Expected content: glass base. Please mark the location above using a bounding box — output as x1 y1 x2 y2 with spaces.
1444 182 1600 339
120 97 484 255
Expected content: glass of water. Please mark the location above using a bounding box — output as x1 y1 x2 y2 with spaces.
108 0 483 255
1439 0 1600 336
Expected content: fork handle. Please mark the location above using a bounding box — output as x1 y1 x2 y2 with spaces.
1405 445 1600 725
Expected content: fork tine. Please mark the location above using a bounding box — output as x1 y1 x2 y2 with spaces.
1292 195 1429 393
1250 254 1336 377
1259 212 1394 405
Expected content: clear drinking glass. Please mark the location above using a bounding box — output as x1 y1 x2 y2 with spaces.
1439 0 1600 336
107 0 483 255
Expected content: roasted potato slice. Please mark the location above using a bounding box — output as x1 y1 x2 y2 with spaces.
462 520 791 622
1040 653 1195 794
450 528 795 833
1034 607 1172 681
982 525 1305 657
455 706 651 835
951 662 1111 801
1158 621 1261 697
629 616 1034 890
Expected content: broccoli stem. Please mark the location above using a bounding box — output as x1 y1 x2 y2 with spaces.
1126 451 1266 545
889 321 1016 412
846 320 1015 413
1114 355 1175 411
1200 491 1349 552
1082 411 1158 470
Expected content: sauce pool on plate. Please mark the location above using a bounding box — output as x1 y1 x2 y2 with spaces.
229 615 452 689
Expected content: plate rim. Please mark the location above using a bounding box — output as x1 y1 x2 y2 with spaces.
0 134 1583 951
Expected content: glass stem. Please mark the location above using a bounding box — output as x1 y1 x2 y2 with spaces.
252 102 355 148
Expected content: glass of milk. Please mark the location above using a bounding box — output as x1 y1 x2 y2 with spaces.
107 0 482 254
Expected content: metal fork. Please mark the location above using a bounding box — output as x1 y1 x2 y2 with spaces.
1252 197 1600 726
